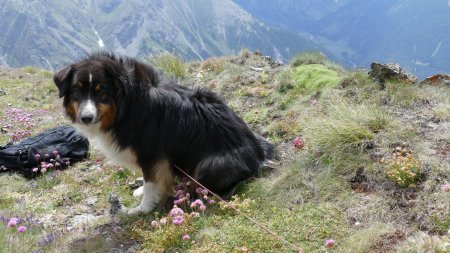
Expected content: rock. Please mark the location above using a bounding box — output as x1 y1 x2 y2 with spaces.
369 62 418 84
261 55 284 67
109 192 125 215
128 177 144 190
70 214 97 228
249 66 264 72
421 74 450 85
86 196 98 206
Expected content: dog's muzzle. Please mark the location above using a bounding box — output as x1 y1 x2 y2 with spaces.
79 100 97 124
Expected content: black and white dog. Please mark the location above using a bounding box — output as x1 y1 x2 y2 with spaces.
54 52 275 214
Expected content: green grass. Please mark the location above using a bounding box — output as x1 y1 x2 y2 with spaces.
1 53 449 252
291 52 327 67
292 64 342 94
147 52 187 79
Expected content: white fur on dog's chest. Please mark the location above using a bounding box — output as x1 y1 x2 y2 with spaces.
75 124 141 172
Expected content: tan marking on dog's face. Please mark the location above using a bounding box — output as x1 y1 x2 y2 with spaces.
66 101 79 122
145 160 174 197
95 84 102 93
98 103 116 131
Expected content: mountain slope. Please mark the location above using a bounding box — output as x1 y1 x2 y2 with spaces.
234 0 450 78
0 0 318 69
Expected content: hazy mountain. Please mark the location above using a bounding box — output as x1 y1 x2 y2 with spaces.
234 0 450 78
0 0 318 69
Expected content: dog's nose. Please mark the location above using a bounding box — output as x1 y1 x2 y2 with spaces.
80 114 94 124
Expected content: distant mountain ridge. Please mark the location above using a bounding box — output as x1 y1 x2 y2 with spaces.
234 0 450 78
0 0 318 69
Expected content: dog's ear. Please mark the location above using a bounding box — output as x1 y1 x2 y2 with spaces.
53 65 74 98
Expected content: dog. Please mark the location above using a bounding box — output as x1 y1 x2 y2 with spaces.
53 52 275 214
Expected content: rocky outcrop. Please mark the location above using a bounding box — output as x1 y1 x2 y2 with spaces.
369 62 418 84
421 74 450 85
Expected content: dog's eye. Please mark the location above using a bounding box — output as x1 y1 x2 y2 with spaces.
71 85 82 96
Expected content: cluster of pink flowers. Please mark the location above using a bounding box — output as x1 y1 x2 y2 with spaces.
149 180 219 242
11 129 32 142
6 108 33 126
5 217 27 233
6 108 35 142
33 150 69 175
293 137 304 149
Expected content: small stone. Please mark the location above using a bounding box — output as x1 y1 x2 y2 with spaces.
86 196 97 206
109 192 125 214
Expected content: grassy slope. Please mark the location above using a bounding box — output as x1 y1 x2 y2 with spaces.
0 52 449 253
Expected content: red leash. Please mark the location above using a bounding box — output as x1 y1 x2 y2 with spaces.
173 164 305 253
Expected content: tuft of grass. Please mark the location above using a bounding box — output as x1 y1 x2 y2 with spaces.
276 68 295 93
291 52 327 67
302 101 392 174
397 232 450 253
292 64 342 94
383 81 427 107
340 70 374 88
22 66 39 75
337 223 396 253
147 52 187 79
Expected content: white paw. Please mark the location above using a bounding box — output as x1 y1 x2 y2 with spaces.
126 203 155 215
133 186 144 198
127 205 144 215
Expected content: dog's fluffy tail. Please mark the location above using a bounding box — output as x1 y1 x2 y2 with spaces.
256 135 277 162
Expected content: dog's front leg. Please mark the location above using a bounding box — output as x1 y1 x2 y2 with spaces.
127 160 174 215
127 181 163 214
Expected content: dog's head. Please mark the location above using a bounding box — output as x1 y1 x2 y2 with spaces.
54 54 125 131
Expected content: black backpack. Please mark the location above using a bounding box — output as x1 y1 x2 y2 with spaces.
0 125 89 178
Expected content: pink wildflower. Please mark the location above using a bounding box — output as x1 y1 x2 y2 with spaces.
18 226 27 233
199 205 207 212
201 189 208 195
191 212 200 218
118 167 124 172
41 167 47 173
182 234 190 240
175 190 184 196
172 216 185 225
52 150 58 156
311 99 318 106
35 154 41 160
292 137 304 149
190 199 204 208
32 167 39 173
325 239 335 248
441 182 450 192
169 205 184 217
7 218 18 227
208 199 216 205
159 217 167 225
